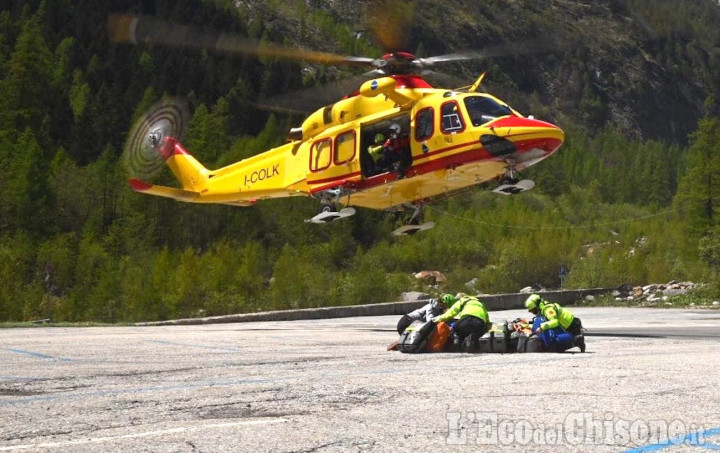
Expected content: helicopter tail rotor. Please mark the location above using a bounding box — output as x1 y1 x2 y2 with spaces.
123 96 190 181
123 96 215 201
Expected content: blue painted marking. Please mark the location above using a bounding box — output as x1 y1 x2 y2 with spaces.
371 80 378 90
623 426 720 452
0 348 72 362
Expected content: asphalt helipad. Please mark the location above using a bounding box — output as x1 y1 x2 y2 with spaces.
1 307 719 452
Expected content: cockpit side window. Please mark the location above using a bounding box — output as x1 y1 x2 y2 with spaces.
464 96 512 126
441 101 465 134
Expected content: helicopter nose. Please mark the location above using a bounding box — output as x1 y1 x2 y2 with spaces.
480 116 564 160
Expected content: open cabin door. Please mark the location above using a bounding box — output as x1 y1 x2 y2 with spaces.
307 128 362 193
357 115 413 178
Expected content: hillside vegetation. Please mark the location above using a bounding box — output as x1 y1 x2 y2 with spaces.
1 0 720 322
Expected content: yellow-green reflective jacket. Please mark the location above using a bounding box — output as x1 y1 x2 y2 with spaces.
368 144 384 161
539 302 574 330
436 296 489 324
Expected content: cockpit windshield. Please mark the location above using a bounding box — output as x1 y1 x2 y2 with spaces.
464 96 513 126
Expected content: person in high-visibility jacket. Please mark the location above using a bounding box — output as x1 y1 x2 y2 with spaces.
525 294 585 352
433 294 489 352
367 132 388 175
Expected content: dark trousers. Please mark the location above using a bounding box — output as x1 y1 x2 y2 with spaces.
566 318 583 336
453 317 487 340
391 150 412 176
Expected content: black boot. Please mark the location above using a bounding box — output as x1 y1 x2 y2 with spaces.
450 334 462 352
573 335 586 353
462 335 480 353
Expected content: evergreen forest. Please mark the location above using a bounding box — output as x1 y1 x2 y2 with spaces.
2 0 720 323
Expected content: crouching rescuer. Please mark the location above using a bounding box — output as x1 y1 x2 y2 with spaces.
525 294 586 352
433 294 489 352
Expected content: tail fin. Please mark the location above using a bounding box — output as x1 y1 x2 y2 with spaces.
128 178 255 206
156 136 210 192
128 178 199 202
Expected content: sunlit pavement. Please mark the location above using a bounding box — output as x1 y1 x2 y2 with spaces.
1 307 719 452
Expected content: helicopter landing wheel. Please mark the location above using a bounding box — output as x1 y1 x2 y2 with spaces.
390 204 435 236
306 205 356 224
493 178 535 195
392 220 436 236
498 176 519 186
319 204 338 214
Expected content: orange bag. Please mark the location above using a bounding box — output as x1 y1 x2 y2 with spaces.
426 321 452 352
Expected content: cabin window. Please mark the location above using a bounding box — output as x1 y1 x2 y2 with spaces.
310 138 332 171
464 96 512 126
441 101 465 134
335 131 356 164
415 107 434 141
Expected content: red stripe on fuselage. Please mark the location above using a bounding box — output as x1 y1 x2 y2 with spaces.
309 173 364 193
419 141 493 161
308 135 562 193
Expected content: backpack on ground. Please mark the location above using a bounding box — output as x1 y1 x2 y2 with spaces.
514 332 544 352
425 321 452 352
397 320 436 353
478 322 511 353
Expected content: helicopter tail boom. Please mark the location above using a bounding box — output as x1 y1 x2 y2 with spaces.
130 135 292 206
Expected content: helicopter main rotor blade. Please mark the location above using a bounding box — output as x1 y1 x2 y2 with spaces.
417 40 553 67
420 70 473 91
254 72 378 114
108 14 375 66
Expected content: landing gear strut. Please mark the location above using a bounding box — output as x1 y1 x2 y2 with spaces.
492 162 535 195
305 188 356 224
391 203 435 236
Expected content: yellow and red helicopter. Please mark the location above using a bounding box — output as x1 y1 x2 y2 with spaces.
110 11 564 235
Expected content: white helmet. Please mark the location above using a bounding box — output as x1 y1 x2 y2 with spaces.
389 123 401 134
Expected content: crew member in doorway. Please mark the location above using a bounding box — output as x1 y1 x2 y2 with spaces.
368 132 388 175
384 123 411 179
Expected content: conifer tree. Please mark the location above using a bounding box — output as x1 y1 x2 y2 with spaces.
677 116 720 236
0 10 55 137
